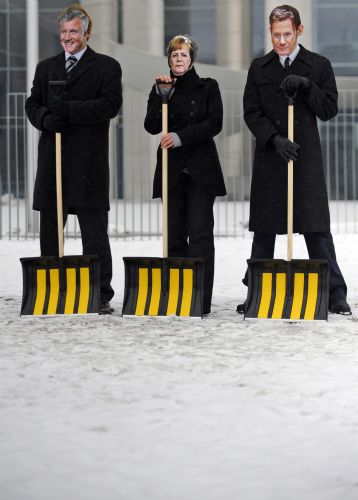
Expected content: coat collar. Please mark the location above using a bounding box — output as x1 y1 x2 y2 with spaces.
258 45 313 81
171 66 204 88
49 46 97 84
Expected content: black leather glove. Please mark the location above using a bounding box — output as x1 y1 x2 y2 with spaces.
281 74 311 97
43 114 67 133
51 95 69 118
272 134 300 162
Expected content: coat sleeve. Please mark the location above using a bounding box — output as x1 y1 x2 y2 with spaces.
25 61 51 131
144 85 163 135
176 79 223 147
243 64 278 148
303 57 338 122
67 58 123 125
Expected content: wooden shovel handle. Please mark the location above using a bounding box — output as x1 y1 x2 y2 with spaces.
162 102 168 258
55 132 64 258
287 104 294 261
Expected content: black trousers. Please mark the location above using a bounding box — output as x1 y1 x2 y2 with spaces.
40 208 114 302
168 174 216 313
243 232 347 303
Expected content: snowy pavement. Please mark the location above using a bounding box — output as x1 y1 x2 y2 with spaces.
1 235 358 500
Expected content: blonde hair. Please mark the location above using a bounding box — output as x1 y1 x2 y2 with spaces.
166 34 199 67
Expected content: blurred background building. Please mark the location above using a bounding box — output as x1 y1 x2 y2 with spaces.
1 0 357 238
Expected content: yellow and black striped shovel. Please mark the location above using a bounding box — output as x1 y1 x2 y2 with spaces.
21 81 100 316
244 94 329 321
122 80 204 317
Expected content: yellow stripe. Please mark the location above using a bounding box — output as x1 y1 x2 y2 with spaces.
272 273 286 319
78 267 90 314
135 268 148 315
180 269 193 316
33 269 47 315
258 273 272 318
148 268 161 315
304 273 318 320
167 268 179 315
64 268 76 314
47 268 59 315
290 273 304 320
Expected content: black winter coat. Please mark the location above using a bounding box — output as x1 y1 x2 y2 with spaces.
25 46 122 211
244 45 337 234
144 67 226 198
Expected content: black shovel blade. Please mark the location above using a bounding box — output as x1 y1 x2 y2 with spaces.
122 257 204 317
20 255 100 315
244 259 330 321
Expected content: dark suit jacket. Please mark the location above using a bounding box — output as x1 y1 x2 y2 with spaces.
244 45 337 233
144 67 226 198
25 46 122 211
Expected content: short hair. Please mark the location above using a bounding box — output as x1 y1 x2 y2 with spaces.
166 34 199 66
269 5 301 29
58 3 92 36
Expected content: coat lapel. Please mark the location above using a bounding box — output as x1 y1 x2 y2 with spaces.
49 52 67 81
258 50 284 83
289 45 313 77
66 46 97 85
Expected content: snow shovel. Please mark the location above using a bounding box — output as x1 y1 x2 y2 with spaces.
122 79 204 317
244 92 329 321
20 80 100 316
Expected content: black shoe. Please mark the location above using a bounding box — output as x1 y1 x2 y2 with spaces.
328 299 352 315
236 301 246 314
99 301 114 315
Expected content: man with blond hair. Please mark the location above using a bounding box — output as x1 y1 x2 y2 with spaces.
26 4 122 314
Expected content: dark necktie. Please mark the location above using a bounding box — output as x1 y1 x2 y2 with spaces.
284 57 290 70
66 55 77 74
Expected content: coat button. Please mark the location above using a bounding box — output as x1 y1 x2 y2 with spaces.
190 100 195 104
190 111 194 116
275 120 280 125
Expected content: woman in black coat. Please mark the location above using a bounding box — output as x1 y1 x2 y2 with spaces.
144 35 226 314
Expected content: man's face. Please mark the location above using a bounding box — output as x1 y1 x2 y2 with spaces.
169 44 191 76
270 18 303 56
60 18 88 54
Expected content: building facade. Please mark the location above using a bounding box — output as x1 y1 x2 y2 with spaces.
1 0 357 236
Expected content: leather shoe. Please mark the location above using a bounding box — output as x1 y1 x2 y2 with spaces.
99 301 114 315
328 299 351 315
236 301 246 314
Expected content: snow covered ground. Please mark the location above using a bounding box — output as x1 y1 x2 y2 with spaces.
1 233 358 500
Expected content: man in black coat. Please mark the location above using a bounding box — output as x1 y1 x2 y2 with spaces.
237 4 350 315
25 4 122 314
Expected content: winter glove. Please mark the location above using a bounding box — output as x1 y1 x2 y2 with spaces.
281 74 311 97
155 79 175 100
272 134 300 162
51 95 69 118
43 114 67 133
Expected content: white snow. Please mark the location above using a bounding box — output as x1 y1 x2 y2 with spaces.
1 233 358 500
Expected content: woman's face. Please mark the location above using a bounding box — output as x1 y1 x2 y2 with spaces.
169 43 191 76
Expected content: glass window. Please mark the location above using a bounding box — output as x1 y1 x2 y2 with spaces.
313 0 358 76
165 0 216 64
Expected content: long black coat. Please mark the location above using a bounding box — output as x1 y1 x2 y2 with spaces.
244 45 337 234
25 46 122 211
144 67 226 198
